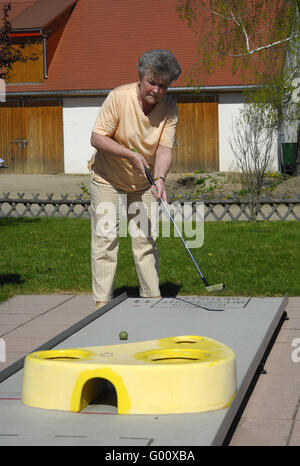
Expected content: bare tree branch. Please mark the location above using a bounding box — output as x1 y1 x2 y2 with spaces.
223 35 293 57
208 3 294 57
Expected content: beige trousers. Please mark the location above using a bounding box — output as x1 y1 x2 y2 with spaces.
90 179 160 302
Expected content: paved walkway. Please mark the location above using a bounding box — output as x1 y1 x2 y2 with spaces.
230 296 300 446
0 174 91 197
0 294 299 446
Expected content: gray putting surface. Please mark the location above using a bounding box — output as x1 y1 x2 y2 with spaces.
0 295 288 446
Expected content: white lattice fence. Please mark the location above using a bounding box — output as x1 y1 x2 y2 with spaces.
0 193 300 221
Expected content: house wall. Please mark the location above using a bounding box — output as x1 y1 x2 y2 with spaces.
218 93 278 172
63 97 104 174
63 93 278 174
218 93 245 171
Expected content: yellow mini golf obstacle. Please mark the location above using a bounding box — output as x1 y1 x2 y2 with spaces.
22 335 236 415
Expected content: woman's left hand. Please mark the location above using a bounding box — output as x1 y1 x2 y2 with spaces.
151 178 167 203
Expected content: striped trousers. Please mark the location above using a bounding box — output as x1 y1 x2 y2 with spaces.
90 179 160 302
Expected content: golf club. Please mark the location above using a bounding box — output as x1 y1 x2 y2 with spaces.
144 166 225 293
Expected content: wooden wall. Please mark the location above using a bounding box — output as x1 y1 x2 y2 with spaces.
5 42 44 84
172 97 219 172
0 99 64 174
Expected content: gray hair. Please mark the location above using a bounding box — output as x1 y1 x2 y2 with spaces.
137 49 181 83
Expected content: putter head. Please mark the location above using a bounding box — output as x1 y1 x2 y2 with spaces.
205 283 225 293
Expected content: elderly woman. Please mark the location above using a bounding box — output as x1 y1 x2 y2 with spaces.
90 49 181 308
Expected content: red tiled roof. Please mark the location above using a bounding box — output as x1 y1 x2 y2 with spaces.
11 0 77 29
2 0 254 94
0 1 36 25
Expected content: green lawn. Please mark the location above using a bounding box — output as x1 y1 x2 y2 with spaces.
0 217 299 303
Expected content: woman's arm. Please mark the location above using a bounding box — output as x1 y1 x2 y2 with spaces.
152 144 173 202
91 132 149 177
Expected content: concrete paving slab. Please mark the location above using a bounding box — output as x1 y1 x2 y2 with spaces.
50 295 96 315
277 328 300 343
3 337 46 354
0 314 35 325
0 324 19 334
289 421 300 446
264 343 299 377
284 305 300 319
0 294 75 315
229 418 292 446
284 318 300 329
240 373 300 420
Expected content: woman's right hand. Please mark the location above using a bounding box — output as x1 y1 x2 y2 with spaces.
128 150 149 178
91 134 149 178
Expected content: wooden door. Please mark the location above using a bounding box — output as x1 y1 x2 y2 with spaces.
0 99 64 174
0 101 23 173
22 100 64 173
172 99 219 172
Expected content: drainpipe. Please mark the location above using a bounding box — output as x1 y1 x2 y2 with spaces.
42 29 48 79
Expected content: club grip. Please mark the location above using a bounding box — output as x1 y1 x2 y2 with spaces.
144 166 156 186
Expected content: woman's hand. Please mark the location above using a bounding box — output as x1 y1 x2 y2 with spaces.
91 135 149 178
129 151 149 178
151 178 167 203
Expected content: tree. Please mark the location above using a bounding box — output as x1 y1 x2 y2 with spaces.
229 104 275 220
177 0 300 128
0 3 39 80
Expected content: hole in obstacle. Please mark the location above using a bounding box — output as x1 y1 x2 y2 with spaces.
80 378 118 413
152 357 199 362
175 341 197 344
45 356 80 360
37 349 93 361
172 336 204 344
136 338 212 365
136 347 211 364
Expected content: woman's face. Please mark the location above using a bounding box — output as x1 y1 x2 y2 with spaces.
139 70 171 109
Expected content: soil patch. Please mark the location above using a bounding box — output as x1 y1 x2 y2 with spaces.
165 172 300 200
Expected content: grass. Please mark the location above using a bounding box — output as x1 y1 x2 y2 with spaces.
0 217 299 303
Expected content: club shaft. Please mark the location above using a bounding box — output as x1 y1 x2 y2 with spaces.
144 165 209 287
160 199 209 286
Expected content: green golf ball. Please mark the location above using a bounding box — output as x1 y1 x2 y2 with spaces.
119 331 128 340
